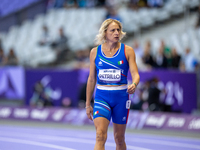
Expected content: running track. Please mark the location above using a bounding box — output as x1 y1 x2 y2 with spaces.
0 125 200 150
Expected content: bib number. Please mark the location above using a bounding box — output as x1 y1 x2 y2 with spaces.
126 100 131 109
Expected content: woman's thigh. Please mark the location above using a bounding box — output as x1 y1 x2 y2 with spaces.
94 117 110 132
113 123 126 137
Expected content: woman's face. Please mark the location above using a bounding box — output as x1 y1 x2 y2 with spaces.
105 22 120 43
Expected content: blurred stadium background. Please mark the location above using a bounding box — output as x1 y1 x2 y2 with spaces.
0 0 200 149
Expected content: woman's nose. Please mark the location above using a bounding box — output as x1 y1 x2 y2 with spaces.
115 30 119 34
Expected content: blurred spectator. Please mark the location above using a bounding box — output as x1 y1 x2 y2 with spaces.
142 41 154 69
80 48 90 67
38 25 51 46
4 48 18 66
105 0 120 8
147 77 162 111
0 48 6 66
0 38 2 49
64 0 76 8
137 0 148 7
129 0 139 10
47 0 66 9
171 47 181 69
62 97 72 107
30 81 53 107
74 48 90 69
51 27 71 64
105 7 122 22
133 40 144 58
133 40 147 70
147 0 163 8
64 0 96 8
154 44 168 68
85 0 96 7
96 0 106 6
160 40 172 66
195 5 200 28
75 50 85 62
130 84 145 110
77 0 88 7
139 81 150 111
182 48 198 72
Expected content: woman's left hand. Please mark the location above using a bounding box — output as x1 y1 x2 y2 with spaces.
127 83 136 94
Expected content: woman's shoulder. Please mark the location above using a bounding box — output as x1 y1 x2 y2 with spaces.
124 44 134 52
91 46 98 53
91 46 98 51
90 46 98 58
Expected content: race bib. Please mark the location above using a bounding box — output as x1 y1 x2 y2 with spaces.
98 69 121 83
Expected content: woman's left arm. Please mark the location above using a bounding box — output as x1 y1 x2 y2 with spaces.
126 45 140 94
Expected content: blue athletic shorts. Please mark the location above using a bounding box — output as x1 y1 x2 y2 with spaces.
93 86 131 124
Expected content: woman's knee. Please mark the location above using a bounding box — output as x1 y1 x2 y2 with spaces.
114 134 125 145
96 130 107 143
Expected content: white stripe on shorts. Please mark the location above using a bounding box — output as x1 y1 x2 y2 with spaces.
97 85 127 90
94 102 110 110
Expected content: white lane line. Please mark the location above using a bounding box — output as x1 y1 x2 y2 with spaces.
105 142 151 150
37 135 151 150
0 132 151 150
125 132 200 142
127 138 200 149
0 137 75 150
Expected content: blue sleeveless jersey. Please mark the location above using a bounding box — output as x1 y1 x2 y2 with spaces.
95 43 129 85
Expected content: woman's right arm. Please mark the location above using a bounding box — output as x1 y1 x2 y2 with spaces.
86 47 97 121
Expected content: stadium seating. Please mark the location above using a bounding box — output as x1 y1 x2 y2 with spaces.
0 0 199 67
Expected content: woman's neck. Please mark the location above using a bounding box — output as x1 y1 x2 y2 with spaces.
102 42 120 56
103 42 120 51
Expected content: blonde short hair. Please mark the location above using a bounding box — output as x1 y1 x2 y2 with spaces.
95 19 126 45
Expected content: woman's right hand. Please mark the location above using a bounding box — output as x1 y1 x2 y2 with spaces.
86 106 93 121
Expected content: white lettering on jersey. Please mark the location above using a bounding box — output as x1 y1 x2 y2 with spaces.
98 69 121 83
